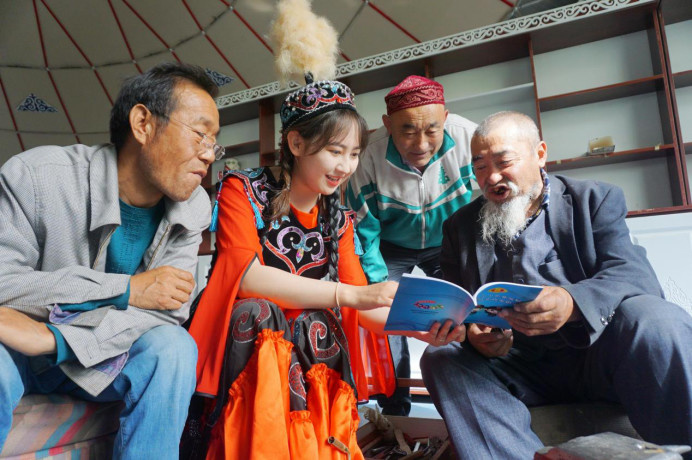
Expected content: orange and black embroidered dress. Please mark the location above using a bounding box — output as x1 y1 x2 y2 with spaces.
185 168 395 459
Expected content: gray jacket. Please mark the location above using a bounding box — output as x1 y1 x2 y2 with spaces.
441 174 663 347
0 144 211 395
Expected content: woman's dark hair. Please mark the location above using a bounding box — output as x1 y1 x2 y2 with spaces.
270 108 369 282
109 62 218 152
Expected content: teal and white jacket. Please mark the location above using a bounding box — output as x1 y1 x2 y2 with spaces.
346 113 477 283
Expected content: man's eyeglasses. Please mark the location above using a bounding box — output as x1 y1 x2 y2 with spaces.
163 116 225 160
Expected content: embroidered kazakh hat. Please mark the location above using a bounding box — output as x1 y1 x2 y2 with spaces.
385 75 445 115
280 74 356 131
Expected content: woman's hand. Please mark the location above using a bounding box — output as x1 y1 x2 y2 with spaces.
339 281 398 310
400 319 466 346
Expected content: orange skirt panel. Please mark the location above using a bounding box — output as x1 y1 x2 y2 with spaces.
205 329 364 459
206 330 293 460
288 411 319 459
305 364 364 460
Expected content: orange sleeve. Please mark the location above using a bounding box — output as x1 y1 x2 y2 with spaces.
338 212 396 401
337 217 367 287
214 176 264 258
188 176 263 396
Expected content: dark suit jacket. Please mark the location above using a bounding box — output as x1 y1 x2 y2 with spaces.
440 174 663 346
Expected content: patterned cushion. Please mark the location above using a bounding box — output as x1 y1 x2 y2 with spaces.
1 436 115 460
1 394 121 458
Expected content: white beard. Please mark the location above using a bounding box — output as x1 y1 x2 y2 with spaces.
479 182 533 247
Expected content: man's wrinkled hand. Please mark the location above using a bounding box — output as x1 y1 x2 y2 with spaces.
498 286 580 336
129 266 194 311
467 323 513 357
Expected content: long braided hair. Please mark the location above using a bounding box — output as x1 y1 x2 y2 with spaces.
269 108 369 282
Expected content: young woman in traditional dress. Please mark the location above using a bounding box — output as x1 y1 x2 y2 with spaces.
183 77 464 459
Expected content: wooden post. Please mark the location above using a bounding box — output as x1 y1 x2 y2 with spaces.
259 99 276 166
424 59 434 79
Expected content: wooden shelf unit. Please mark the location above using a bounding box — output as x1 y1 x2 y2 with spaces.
447 83 536 111
538 75 666 112
198 230 214 256
546 144 674 172
225 139 260 158
627 204 692 217
674 70 692 89
659 0 692 204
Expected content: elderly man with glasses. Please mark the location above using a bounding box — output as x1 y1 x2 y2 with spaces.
0 62 220 459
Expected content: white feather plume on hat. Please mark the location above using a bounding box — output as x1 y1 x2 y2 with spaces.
270 0 339 85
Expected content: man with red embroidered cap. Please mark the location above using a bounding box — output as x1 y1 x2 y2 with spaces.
346 75 477 415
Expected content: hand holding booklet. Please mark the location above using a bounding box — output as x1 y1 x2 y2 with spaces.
384 274 543 331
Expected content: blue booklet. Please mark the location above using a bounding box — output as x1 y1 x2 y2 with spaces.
384 274 543 331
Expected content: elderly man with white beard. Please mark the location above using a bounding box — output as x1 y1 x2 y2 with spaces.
420 111 692 460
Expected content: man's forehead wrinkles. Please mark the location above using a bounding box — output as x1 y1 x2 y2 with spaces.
401 120 441 131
